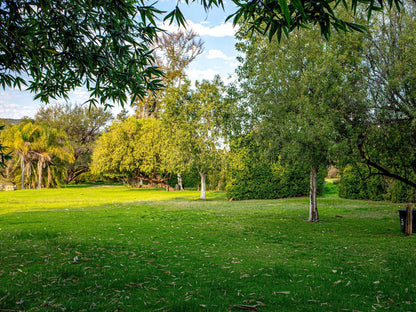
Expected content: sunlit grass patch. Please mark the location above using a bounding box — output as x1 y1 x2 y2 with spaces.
0 186 415 311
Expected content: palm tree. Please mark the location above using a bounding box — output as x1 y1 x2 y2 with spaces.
2 121 40 189
32 123 74 189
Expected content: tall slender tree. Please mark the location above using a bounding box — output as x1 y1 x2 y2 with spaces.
161 76 231 199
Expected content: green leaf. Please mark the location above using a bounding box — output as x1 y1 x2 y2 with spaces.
279 0 291 26
291 0 306 19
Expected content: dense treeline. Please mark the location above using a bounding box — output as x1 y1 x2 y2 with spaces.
0 105 112 189
1 3 416 208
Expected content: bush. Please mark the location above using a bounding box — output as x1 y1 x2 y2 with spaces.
337 165 412 201
388 180 416 203
338 165 387 200
225 135 325 200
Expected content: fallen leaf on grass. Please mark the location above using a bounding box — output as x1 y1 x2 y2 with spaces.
273 291 290 295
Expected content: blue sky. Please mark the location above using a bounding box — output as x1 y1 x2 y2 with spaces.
0 0 239 119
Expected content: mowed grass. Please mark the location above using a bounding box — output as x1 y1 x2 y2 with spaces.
0 185 415 311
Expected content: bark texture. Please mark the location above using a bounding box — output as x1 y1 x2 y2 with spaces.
200 172 207 200
308 166 320 222
177 173 184 190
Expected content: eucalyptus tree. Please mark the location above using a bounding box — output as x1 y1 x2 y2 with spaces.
134 30 204 119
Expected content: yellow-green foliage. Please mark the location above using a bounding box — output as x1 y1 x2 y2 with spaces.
90 117 169 184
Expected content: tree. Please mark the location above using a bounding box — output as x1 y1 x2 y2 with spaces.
161 77 231 199
0 125 12 168
340 3 416 191
235 19 367 220
134 30 204 119
32 122 74 189
90 117 171 187
1 0 164 107
154 30 204 88
1 121 40 189
35 103 113 183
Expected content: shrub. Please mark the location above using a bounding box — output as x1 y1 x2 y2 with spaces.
338 165 404 201
225 135 324 200
339 165 387 200
388 180 416 203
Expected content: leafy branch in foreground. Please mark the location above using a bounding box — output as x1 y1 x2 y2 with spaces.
1 0 164 107
166 0 404 40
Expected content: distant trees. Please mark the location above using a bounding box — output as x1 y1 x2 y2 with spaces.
1 103 111 189
90 75 232 199
1 120 74 189
35 104 113 183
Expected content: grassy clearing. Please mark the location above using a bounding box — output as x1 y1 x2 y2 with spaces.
0 184 415 311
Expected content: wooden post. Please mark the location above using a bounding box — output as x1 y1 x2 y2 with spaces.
405 204 413 236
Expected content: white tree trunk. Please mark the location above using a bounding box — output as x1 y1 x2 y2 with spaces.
199 172 207 200
177 173 184 190
308 166 320 222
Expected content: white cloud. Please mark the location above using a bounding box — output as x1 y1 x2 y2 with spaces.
67 87 91 104
187 69 219 82
160 20 238 37
206 49 235 61
0 102 37 119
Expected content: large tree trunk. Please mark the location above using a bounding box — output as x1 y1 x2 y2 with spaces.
177 173 184 191
308 166 320 222
199 172 207 200
20 157 25 190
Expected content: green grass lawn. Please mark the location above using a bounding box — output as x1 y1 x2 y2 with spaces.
0 184 415 311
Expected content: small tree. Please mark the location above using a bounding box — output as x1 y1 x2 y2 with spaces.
235 21 367 221
161 77 230 199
